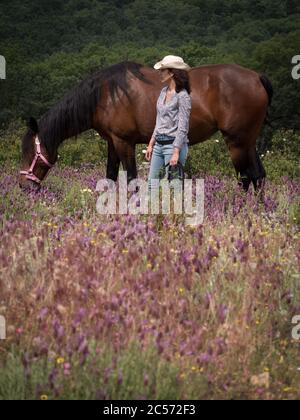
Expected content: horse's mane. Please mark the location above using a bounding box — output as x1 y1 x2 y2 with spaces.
38 61 153 155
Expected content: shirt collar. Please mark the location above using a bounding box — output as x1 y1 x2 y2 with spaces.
162 86 177 94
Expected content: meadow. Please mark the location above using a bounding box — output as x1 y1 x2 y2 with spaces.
0 126 300 400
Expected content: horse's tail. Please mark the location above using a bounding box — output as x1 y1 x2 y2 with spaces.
260 73 273 106
259 73 274 127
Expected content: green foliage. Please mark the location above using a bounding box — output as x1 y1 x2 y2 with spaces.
0 120 107 168
289 196 300 227
185 134 234 178
0 0 299 141
263 130 300 180
0 342 208 400
58 130 107 167
0 119 24 165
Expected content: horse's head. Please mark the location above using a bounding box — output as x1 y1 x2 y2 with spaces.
19 117 55 191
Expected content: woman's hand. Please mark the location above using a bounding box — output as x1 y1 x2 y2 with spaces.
170 148 180 166
145 144 154 161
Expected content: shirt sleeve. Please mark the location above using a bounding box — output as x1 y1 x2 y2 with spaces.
173 92 192 150
151 109 160 140
151 90 163 140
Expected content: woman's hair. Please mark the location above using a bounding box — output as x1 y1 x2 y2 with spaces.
169 68 191 94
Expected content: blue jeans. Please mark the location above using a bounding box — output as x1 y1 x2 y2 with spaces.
148 134 189 192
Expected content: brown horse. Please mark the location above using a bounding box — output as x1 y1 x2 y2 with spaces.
19 61 273 191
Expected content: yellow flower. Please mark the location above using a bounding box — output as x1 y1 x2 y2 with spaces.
56 357 65 365
280 340 288 347
191 366 197 371
40 395 48 400
122 248 129 254
179 288 184 294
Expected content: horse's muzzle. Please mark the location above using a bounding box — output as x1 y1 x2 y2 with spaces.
19 175 41 192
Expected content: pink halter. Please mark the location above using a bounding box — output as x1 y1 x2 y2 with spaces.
20 135 54 184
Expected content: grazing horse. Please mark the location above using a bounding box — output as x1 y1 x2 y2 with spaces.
19 60 273 192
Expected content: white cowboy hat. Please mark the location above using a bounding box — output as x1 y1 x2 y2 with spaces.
153 55 191 71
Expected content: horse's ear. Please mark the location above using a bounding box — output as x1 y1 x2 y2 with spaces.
27 117 39 134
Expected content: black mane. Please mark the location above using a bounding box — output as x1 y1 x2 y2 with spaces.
38 61 153 156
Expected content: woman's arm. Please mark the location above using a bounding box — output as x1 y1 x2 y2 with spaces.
173 92 192 150
146 117 159 161
146 93 162 160
150 115 159 143
150 92 163 144
170 92 192 165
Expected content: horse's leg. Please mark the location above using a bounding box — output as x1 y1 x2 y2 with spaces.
233 146 266 194
110 134 137 184
254 149 266 191
221 132 252 192
247 147 266 199
221 131 266 193
106 139 121 181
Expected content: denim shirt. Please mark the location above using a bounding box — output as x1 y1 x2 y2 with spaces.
151 86 192 149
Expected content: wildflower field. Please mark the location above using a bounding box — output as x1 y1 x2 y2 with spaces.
0 151 300 400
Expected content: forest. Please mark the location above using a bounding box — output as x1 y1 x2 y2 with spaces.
0 0 299 139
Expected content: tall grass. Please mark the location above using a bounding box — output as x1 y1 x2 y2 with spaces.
0 162 299 399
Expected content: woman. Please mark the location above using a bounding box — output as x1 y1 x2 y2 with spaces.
146 55 192 192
